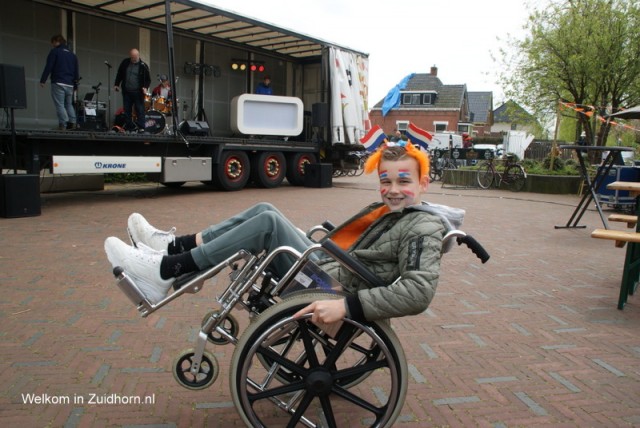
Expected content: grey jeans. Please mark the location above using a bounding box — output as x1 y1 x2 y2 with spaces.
51 83 76 126
190 202 315 277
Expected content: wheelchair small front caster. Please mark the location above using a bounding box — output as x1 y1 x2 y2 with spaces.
173 348 219 390
201 310 239 345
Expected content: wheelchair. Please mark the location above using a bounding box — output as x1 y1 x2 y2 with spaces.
112 223 489 428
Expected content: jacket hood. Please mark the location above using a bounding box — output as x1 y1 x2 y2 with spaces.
412 201 465 252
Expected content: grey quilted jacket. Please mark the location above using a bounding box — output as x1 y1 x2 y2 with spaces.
319 201 464 321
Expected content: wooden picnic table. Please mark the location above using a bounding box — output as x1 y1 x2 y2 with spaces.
591 181 640 308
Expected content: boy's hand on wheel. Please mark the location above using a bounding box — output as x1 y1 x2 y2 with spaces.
293 299 346 324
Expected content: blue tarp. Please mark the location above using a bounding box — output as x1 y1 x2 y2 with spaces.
381 73 415 116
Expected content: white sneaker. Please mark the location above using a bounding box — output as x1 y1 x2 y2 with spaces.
127 213 176 254
104 236 174 304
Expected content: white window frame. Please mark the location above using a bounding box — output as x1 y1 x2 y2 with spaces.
434 121 448 132
422 94 433 105
396 121 409 132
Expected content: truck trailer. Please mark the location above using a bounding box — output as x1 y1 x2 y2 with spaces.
0 0 371 191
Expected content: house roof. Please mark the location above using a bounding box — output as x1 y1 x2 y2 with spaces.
372 73 466 110
494 100 533 123
468 92 493 123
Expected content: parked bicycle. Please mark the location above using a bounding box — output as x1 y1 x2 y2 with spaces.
429 149 458 182
476 154 526 192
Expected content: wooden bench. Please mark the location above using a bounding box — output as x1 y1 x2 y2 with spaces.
591 228 640 309
608 214 638 229
592 228 640 247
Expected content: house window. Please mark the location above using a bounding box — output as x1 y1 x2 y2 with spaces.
402 93 421 105
457 124 471 134
434 121 448 132
422 94 433 105
396 121 408 132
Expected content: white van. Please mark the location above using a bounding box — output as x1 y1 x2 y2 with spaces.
430 133 463 150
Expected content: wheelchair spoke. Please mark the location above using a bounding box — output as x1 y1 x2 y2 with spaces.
257 344 306 377
332 384 385 416
319 395 338 428
332 357 389 382
247 380 305 402
286 391 315 428
298 320 321 367
323 324 360 368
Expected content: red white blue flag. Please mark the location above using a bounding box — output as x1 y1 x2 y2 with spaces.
406 122 433 150
360 125 387 152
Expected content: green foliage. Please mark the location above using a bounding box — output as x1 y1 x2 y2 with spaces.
103 173 149 184
497 0 640 145
543 155 565 171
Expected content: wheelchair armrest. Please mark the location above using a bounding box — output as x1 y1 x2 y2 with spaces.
306 220 336 242
321 239 387 289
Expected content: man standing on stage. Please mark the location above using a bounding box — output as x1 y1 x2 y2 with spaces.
114 48 151 133
40 34 80 131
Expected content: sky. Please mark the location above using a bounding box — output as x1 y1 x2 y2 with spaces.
199 0 533 108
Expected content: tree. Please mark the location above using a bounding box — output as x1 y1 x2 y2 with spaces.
498 0 640 146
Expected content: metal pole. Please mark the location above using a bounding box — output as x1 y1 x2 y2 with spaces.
165 0 180 137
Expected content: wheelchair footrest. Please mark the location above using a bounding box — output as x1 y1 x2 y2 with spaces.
113 267 154 315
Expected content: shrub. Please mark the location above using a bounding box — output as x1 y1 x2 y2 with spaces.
543 155 565 171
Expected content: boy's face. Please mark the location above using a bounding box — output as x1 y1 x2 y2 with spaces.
378 158 428 211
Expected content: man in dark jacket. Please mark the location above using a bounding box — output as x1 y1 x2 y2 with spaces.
114 49 151 132
40 35 80 130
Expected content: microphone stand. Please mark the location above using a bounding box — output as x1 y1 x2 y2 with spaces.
105 61 112 129
92 82 102 131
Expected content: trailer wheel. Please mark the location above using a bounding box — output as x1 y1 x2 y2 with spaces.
251 152 286 188
285 152 317 186
212 151 250 191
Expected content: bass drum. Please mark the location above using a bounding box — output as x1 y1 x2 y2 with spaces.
144 110 166 134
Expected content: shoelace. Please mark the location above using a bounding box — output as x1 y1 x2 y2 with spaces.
137 242 166 256
153 226 176 247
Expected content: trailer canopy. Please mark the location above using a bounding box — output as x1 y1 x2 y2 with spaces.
40 0 367 61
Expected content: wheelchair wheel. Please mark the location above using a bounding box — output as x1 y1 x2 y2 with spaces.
255 291 382 389
172 348 219 390
201 310 239 345
230 292 408 428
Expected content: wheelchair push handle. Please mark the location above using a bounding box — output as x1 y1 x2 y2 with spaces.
457 234 490 264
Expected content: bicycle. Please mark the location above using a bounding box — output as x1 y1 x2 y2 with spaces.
429 149 458 182
476 153 526 192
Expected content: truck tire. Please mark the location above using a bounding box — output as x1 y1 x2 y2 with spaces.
212 151 250 191
250 151 286 188
285 152 317 186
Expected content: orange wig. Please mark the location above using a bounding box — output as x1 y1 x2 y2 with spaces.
364 140 430 179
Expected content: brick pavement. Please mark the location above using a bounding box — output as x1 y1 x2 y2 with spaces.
0 175 639 427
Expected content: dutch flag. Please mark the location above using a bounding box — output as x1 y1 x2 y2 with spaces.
406 122 433 150
360 125 387 152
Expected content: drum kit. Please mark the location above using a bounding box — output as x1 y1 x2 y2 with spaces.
113 91 176 134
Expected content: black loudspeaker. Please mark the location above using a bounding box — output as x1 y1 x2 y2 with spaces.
0 64 27 109
179 120 210 136
0 175 41 218
304 163 332 188
79 110 107 131
311 103 329 127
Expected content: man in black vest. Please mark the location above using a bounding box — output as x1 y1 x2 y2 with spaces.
114 49 151 133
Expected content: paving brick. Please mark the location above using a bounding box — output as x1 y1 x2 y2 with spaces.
2 178 640 426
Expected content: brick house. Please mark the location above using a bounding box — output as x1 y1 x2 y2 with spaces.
369 66 492 138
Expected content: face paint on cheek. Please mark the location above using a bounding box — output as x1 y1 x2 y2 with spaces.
380 188 388 195
401 190 415 198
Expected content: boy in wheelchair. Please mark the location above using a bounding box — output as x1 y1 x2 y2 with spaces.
104 140 464 324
